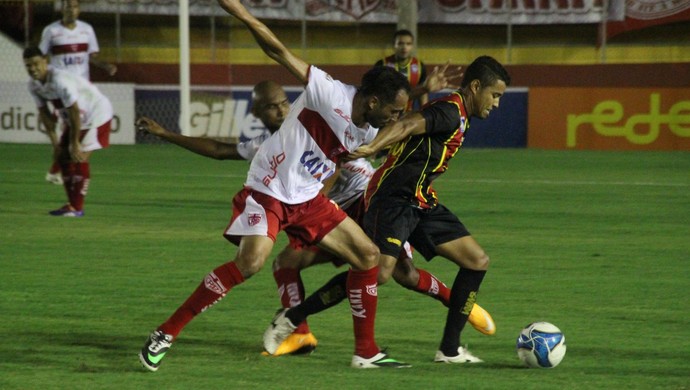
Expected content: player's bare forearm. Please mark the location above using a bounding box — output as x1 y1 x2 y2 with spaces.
346 113 426 160
66 104 84 161
66 104 81 145
419 93 429 106
409 86 429 101
136 117 241 160
38 107 57 144
89 54 117 76
217 0 308 84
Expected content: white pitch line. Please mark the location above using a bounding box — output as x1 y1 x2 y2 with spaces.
2 170 688 187
434 178 689 188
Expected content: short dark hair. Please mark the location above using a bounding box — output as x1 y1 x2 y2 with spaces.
393 29 414 43
461 56 511 88
359 66 411 104
23 46 44 59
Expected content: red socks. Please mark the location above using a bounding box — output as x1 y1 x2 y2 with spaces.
273 268 311 334
159 261 245 338
49 161 60 174
415 268 451 307
347 266 380 358
61 162 90 211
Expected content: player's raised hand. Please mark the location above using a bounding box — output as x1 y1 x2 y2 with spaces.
424 62 463 93
136 116 167 137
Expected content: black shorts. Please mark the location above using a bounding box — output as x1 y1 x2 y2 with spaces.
363 201 470 261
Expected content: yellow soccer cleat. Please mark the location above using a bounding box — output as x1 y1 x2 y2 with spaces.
468 303 496 335
269 332 318 356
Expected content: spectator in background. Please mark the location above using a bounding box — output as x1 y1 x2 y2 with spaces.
375 29 428 112
23 46 113 217
39 0 117 185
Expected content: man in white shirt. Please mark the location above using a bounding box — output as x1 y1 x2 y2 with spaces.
23 46 113 217
39 0 116 80
39 0 116 185
139 0 413 371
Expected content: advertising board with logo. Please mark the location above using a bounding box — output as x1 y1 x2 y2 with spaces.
134 86 304 144
528 88 690 150
134 87 527 148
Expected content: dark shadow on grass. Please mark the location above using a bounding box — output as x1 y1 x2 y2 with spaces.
10 329 271 374
7 331 140 373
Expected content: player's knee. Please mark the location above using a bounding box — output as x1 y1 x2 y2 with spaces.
474 251 490 270
358 242 380 269
234 252 268 278
391 266 417 289
273 251 295 271
377 267 393 284
376 255 399 284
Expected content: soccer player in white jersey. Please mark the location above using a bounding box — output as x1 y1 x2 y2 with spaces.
39 0 116 80
139 0 412 371
135 80 289 161
39 0 117 185
23 47 113 217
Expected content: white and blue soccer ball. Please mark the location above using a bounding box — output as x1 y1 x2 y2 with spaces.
516 321 566 368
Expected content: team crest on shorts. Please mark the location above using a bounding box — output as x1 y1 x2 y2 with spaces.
248 213 262 226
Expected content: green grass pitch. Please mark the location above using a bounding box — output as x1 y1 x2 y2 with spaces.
1 143 688 389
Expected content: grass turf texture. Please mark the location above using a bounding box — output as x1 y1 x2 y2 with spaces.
1 144 688 389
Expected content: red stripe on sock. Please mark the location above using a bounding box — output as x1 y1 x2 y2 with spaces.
416 268 451 307
273 268 310 333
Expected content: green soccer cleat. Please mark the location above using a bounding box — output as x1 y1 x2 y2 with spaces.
139 330 173 372
351 351 411 368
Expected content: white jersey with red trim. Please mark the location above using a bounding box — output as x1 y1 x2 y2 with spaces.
245 66 377 205
39 20 99 80
237 132 270 161
28 67 112 130
328 158 376 209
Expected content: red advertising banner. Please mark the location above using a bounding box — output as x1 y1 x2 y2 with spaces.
528 88 690 150
606 0 690 40
75 0 617 23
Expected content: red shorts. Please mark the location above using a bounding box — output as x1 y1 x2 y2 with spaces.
223 187 348 249
298 195 411 267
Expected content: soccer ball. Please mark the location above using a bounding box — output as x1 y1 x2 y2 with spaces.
516 322 566 368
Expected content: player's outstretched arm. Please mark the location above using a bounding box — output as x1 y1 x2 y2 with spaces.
136 116 242 160
217 0 309 85
89 53 117 76
346 113 427 160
